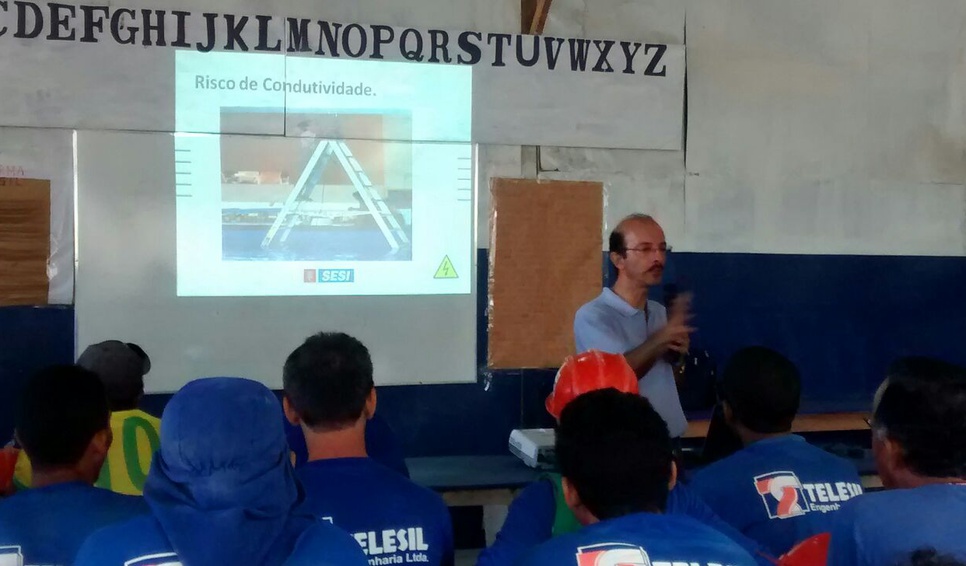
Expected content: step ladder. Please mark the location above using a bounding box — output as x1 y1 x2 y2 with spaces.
260 139 410 252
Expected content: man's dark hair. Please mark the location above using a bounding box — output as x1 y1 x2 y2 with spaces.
898 549 966 566
16 365 110 470
608 229 627 255
283 332 374 430
873 356 966 478
720 346 801 434
608 213 654 255
556 388 673 520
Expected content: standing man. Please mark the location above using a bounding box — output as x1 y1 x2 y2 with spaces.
573 213 692 438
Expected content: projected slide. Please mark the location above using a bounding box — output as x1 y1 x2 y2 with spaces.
174 52 473 297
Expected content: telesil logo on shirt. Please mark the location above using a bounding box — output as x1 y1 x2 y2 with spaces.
754 471 863 519
576 543 652 566
574 543 739 566
351 527 430 565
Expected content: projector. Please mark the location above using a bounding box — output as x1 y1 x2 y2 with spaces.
509 428 556 469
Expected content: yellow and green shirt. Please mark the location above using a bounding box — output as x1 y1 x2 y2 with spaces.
14 409 161 496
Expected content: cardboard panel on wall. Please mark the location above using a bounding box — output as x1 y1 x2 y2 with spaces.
0 178 50 306
488 178 602 368
0 127 75 304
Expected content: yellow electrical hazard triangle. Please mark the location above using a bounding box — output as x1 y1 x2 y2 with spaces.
434 256 459 279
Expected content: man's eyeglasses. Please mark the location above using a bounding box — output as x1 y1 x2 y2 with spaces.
622 245 672 254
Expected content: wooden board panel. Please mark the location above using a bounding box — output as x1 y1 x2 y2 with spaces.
683 412 870 438
0 178 50 306
488 178 602 368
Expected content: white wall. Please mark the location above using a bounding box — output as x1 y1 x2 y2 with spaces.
685 0 966 255
537 0 966 255
500 0 689 248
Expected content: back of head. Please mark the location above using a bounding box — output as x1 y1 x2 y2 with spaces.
17 365 109 472
283 332 374 430
155 377 288 480
721 347 800 434
145 377 301 566
556 389 673 520
873 357 966 479
76 340 151 410
546 350 639 420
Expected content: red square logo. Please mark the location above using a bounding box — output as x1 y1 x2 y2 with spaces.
303 269 317 283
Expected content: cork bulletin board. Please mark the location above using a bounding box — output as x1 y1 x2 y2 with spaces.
487 178 603 368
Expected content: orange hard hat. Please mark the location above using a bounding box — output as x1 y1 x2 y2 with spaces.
545 350 639 419
777 533 830 566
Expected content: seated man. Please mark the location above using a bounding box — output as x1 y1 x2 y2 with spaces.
690 347 863 557
283 332 454 566
14 340 161 495
828 357 966 565
74 377 367 566
477 350 765 566
520 389 757 566
284 412 410 477
0 365 146 566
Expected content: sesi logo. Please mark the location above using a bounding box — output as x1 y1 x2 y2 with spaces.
755 472 808 519
318 269 355 283
576 543 652 566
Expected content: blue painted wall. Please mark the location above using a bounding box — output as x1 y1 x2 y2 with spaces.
3 251 965 456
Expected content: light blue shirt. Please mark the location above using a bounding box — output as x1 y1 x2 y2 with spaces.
573 288 688 437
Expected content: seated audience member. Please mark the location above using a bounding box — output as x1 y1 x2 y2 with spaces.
14 340 160 495
74 377 367 566
283 332 454 566
0 366 146 566
690 347 863 557
828 357 966 565
284 412 410 477
519 389 757 566
478 350 765 566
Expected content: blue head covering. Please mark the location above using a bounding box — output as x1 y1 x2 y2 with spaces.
144 377 307 566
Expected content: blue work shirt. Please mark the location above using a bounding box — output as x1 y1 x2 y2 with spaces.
477 480 768 566
690 435 863 558
296 457 454 566
0 481 147 566
828 483 966 566
519 511 757 566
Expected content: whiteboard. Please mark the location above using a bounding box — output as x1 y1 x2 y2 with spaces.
74 130 478 392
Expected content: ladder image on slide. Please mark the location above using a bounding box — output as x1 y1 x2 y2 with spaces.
260 139 410 252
